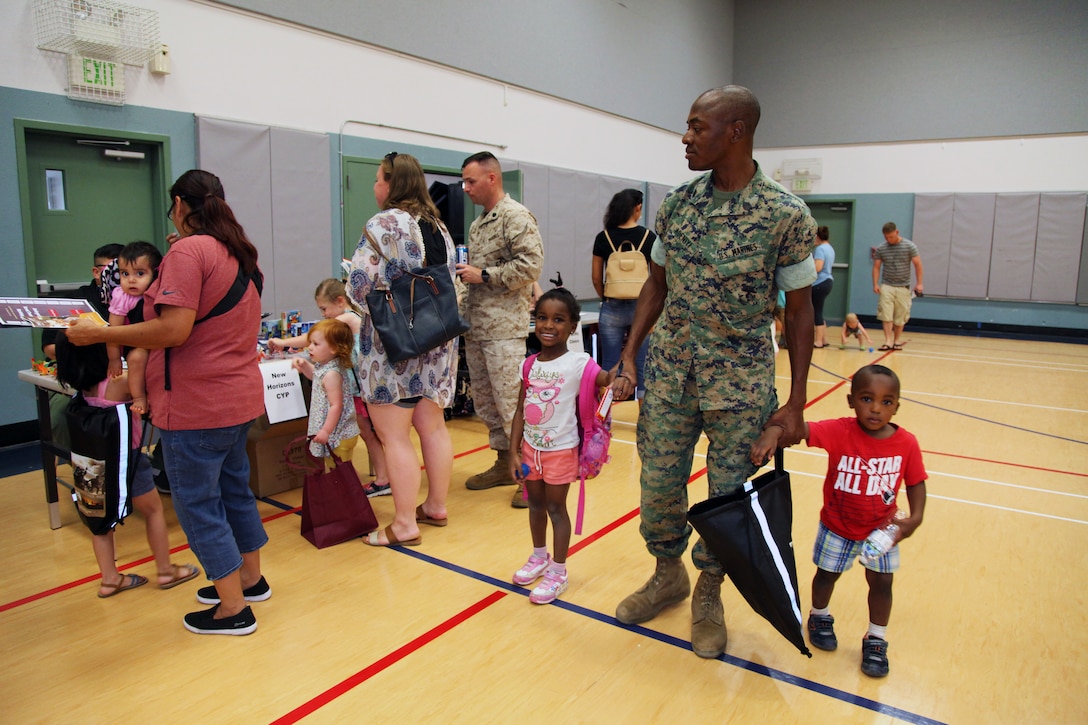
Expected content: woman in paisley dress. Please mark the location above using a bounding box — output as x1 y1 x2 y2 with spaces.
348 152 457 546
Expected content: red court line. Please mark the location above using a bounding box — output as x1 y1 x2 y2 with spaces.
455 443 491 459
271 464 714 721
569 466 707 555
0 506 300 613
269 590 508 725
921 450 1088 478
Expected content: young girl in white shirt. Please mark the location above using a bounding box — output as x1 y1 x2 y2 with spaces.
509 288 611 604
270 278 390 493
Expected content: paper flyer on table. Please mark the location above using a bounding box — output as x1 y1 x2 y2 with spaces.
260 358 307 423
0 297 108 328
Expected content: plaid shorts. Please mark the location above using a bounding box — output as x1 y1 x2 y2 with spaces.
813 521 899 574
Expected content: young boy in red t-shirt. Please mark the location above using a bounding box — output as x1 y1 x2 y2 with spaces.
751 364 927 678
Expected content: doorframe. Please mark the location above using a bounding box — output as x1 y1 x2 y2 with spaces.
339 154 467 258
14 119 172 296
806 197 857 326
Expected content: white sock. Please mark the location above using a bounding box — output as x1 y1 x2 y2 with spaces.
810 606 830 617
549 562 567 575
867 623 888 640
533 547 548 560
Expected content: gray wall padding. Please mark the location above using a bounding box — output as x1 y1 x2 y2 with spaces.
915 191 1086 303
911 195 954 296
947 194 995 299
196 117 332 315
989 194 1039 301
1033 193 1087 303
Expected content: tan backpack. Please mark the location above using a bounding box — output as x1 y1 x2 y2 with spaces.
603 229 650 299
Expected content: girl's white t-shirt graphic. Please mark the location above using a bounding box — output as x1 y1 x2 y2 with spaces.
523 351 590 452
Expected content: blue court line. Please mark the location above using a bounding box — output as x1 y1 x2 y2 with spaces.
259 489 944 723
810 362 1087 446
256 495 946 723
393 546 947 725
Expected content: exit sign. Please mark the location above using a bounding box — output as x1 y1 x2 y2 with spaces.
68 55 124 94
792 177 812 194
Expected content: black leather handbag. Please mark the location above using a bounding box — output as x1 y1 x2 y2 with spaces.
363 225 469 363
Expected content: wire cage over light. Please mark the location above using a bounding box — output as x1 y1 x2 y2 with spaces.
34 0 160 67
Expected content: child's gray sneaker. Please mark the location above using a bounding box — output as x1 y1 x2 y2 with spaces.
807 613 838 651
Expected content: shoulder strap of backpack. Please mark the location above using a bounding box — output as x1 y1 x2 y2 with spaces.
573 356 603 536
197 262 263 324
633 229 650 252
604 230 619 253
521 353 539 386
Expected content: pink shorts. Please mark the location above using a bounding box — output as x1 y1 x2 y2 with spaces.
353 397 370 419
520 440 578 484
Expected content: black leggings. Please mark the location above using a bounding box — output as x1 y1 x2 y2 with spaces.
812 278 834 326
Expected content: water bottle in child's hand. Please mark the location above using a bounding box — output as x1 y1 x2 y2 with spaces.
859 523 900 566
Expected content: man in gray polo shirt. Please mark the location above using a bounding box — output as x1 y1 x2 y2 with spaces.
872 222 924 350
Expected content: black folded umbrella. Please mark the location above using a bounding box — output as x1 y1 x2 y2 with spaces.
688 449 812 657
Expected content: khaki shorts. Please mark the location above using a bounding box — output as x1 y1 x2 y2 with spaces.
877 285 912 326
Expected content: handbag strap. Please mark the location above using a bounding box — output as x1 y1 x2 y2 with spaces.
364 227 437 291
773 447 785 474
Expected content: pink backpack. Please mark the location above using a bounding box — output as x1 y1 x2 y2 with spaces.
521 354 612 534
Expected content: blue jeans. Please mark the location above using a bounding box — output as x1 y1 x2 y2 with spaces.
160 422 268 581
598 298 648 392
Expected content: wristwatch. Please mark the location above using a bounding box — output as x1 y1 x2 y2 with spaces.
480 269 490 285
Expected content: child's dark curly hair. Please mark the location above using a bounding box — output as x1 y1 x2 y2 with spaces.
535 287 581 324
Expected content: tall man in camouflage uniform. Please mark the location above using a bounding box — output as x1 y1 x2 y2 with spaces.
458 152 545 508
610 86 817 658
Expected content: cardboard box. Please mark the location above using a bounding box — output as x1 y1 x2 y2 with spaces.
246 415 310 497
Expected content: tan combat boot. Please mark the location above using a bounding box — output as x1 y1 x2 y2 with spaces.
615 557 690 625
465 449 514 490
690 571 728 658
510 482 528 508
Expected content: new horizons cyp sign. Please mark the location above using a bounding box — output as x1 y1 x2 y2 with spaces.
67 54 125 105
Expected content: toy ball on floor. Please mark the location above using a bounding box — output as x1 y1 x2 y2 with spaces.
869 347 874 353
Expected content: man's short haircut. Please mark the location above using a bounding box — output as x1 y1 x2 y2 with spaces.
462 151 500 171
701 85 761 133
94 243 124 260
882 222 898 234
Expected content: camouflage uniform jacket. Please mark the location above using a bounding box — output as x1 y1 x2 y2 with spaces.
463 193 545 342
648 165 816 411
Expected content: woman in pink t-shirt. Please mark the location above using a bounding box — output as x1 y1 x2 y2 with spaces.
67 169 268 637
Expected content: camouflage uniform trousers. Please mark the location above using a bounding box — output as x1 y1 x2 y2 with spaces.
636 370 778 575
465 337 525 451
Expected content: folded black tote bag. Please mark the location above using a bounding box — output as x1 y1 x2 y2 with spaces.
688 449 812 657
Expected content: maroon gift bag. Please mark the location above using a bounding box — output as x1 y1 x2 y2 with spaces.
285 437 378 549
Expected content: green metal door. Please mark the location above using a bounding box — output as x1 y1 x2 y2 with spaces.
342 158 381 261
808 201 853 326
24 131 165 294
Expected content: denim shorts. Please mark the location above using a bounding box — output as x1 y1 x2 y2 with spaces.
159 422 268 581
131 452 154 498
812 521 899 574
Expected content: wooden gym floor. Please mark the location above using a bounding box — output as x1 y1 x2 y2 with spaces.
1 331 1085 724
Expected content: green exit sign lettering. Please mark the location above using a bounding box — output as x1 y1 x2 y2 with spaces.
67 55 124 93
